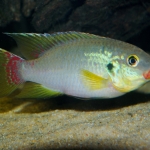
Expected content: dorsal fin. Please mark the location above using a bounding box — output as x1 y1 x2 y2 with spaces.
5 32 99 59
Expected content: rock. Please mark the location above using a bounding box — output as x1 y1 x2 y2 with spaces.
1 0 150 41
0 0 20 27
22 0 36 17
32 0 86 32
32 0 150 40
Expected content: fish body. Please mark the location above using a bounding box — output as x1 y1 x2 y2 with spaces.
0 32 150 99
22 39 121 98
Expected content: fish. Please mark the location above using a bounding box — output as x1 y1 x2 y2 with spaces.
0 31 150 99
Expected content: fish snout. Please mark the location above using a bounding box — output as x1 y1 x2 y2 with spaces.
143 70 150 79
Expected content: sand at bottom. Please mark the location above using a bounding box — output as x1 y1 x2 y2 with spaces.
0 93 150 150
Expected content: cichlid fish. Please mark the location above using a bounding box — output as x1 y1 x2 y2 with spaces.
0 31 150 99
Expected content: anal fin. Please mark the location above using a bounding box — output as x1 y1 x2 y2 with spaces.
15 82 62 99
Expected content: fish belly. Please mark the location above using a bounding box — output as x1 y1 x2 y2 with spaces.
22 67 122 98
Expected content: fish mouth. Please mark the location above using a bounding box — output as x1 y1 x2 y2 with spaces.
143 70 150 79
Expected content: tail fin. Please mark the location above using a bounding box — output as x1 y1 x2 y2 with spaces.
0 48 24 97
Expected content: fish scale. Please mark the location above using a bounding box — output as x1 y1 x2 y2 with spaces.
0 31 150 99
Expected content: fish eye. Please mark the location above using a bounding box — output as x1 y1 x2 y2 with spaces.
127 55 139 67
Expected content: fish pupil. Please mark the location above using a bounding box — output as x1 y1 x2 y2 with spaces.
129 57 136 65
107 63 113 71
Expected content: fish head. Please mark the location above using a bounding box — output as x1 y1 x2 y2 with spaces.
107 47 150 93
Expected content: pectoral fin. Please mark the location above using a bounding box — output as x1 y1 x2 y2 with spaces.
14 82 62 99
81 70 108 90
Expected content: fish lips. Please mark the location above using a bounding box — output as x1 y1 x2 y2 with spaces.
143 70 150 79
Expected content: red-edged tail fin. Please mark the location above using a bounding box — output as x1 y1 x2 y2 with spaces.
0 48 24 97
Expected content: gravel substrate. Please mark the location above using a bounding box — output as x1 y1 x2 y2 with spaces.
0 93 150 150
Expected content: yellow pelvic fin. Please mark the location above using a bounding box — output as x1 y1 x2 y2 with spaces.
81 70 108 90
112 78 133 93
113 84 130 93
15 82 62 99
113 84 134 93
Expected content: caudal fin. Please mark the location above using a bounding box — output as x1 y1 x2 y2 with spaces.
0 48 24 97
